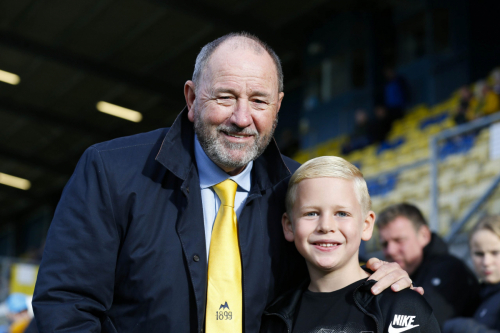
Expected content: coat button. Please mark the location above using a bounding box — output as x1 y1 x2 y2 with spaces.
193 255 200 262
186 186 190 193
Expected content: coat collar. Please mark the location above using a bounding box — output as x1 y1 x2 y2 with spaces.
155 107 292 190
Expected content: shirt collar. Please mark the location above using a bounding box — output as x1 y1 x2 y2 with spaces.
194 134 252 192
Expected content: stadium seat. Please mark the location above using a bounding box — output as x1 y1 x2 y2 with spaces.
481 159 500 180
456 162 481 186
468 142 489 163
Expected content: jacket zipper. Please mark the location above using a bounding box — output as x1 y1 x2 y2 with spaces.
353 285 381 333
263 313 292 333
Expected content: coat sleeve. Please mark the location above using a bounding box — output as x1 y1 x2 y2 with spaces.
420 312 442 333
32 147 120 333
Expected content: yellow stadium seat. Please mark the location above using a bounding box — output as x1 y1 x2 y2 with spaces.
293 151 311 164
399 168 419 184
456 162 481 186
438 211 454 234
440 117 454 130
486 195 500 215
362 165 380 178
396 153 416 166
481 159 500 179
438 169 458 193
422 124 442 136
443 154 467 170
477 128 490 144
467 143 489 163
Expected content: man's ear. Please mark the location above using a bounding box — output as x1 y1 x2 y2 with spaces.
361 211 376 241
417 225 431 247
276 92 284 113
282 212 294 242
184 80 196 122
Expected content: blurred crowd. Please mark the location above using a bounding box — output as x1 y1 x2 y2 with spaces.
0 293 37 333
375 204 500 331
454 70 500 125
342 68 500 155
342 67 410 154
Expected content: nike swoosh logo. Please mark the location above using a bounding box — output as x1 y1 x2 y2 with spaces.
388 323 420 333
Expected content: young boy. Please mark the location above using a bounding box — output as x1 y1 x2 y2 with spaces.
260 156 440 333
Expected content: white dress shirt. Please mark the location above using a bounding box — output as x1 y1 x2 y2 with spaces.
194 135 253 259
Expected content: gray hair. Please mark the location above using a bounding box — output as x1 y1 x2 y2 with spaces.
192 32 284 92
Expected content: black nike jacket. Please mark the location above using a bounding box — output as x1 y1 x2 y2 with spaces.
260 279 441 333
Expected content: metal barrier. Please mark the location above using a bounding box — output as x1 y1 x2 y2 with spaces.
429 111 500 233
444 172 500 243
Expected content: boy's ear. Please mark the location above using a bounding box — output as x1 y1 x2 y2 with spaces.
361 210 376 241
282 212 295 242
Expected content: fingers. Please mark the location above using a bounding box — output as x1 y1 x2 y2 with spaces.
365 257 383 271
389 276 413 292
411 286 424 295
367 261 410 295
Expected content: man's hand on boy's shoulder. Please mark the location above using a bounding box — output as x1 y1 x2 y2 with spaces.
366 258 424 296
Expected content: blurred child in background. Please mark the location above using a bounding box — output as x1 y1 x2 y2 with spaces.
444 215 500 333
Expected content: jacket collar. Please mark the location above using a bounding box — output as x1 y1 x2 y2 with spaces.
264 279 382 332
479 282 500 301
423 233 449 258
263 280 309 325
155 107 292 190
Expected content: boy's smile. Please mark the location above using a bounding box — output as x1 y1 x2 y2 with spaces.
283 177 375 286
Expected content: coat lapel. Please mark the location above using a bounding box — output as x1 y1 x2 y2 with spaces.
176 164 208 332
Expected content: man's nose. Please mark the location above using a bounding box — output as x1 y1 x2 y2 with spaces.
230 99 253 128
385 241 398 257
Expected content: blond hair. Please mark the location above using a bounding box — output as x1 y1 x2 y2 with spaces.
286 156 371 217
471 215 500 240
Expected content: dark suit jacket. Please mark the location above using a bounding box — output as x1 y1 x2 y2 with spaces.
32 108 305 333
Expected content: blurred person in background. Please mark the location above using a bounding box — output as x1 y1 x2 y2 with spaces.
377 203 480 327
341 109 372 154
491 69 500 95
453 86 473 125
278 128 300 158
443 216 500 333
32 32 413 333
2 293 33 333
369 105 393 143
383 67 410 121
470 81 500 119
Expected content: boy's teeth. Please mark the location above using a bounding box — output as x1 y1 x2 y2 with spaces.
318 243 336 247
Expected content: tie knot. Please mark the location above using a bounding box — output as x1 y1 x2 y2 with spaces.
213 179 238 208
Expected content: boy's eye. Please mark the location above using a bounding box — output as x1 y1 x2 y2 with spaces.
305 212 318 217
336 211 348 217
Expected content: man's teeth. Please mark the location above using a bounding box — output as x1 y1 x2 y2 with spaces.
229 134 245 138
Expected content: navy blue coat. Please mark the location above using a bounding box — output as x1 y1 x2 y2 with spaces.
32 109 305 333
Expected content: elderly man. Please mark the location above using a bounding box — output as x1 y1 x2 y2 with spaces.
33 32 413 333
377 203 480 327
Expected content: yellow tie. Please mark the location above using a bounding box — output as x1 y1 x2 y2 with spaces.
206 179 242 333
